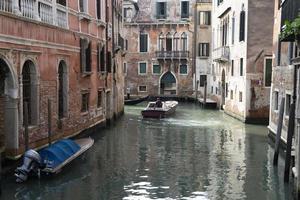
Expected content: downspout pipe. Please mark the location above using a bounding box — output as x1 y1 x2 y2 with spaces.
193 2 198 100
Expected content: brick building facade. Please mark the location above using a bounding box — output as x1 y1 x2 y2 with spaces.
123 0 195 98
0 0 124 158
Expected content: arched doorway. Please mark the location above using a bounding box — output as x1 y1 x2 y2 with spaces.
58 60 68 119
22 60 38 126
221 69 226 107
160 71 177 95
0 58 18 151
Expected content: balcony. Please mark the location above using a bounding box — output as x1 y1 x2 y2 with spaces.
155 51 189 60
0 0 68 28
213 46 230 62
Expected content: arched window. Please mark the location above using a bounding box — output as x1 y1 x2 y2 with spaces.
22 60 38 126
166 32 172 51
181 32 187 51
173 32 180 52
159 32 164 51
58 60 68 119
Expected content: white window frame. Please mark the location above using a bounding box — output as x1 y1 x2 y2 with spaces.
152 63 161 75
138 85 147 92
139 32 149 53
179 64 188 75
138 61 147 75
264 57 273 87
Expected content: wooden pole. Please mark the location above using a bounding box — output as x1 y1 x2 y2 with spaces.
284 103 295 182
204 81 207 107
24 102 29 151
48 99 52 146
273 97 285 166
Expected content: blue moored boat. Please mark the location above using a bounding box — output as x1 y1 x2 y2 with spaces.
15 137 94 182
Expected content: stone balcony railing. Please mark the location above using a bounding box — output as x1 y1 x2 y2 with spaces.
212 46 230 63
0 0 68 28
155 50 189 60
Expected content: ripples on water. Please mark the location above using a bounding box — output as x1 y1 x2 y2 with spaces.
1 103 292 200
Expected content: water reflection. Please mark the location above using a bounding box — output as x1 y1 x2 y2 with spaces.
1 103 292 200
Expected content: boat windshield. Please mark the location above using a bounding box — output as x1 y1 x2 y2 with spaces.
148 103 156 108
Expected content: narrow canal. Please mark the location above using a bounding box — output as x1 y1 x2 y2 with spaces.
1 103 293 200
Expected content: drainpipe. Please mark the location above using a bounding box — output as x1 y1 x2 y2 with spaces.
193 2 198 100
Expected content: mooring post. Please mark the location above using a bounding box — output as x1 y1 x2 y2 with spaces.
48 99 52 146
204 81 207 107
24 102 29 151
284 103 295 182
273 97 285 166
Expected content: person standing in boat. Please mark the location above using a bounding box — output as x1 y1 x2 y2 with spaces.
156 98 162 108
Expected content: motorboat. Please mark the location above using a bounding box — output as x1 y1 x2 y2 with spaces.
141 101 178 118
15 137 94 183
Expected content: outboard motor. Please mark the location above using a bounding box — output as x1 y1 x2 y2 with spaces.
15 149 41 183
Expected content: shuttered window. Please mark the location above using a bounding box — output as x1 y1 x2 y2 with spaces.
264 58 272 87
200 75 207 87
181 1 189 19
198 11 211 25
180 64 188 75
198 43 210 57
139 33 148 52
156 2 167 19
240 58 244 76
239 10 245 41
80 38 91 73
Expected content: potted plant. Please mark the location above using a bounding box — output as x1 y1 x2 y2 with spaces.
280 16 300 47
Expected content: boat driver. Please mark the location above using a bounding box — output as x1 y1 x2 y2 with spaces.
156 98 162 108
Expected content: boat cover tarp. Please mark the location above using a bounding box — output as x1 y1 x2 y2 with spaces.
39 139 80 169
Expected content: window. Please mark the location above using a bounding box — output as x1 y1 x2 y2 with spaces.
217 0 223 6
180 64 188 75
22 60 38 126
231 60 234 76
198 43 209 57
232 16 235 44
125 39 128 51
239 10 245 42
58 61 68 119
81 92 89 112
156 2 167 19
139 62 147 75
240 58 243 76
97 90 103 108
285 94 291 116
139 33 148 52
225 83 228 97
181 32 187 51
166 33 172 51
99 45 105 72
264 58 272 87
107 51 112 73
57 0 66 6
211 86 213 93
123 62 127 74
80 38 92 73
198 11 211 25
230 90 233 100
215 87 218 95
181 1 189 19
239 91 243 102
96 0 101 19
200 75 207 87
153 64 161 74
139 85 147 92
173 33 180 51
274 91 279 110
79 0 87 13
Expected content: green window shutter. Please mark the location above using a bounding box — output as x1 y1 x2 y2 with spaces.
180 64 187 74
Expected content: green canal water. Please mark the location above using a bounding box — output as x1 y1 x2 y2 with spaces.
1 103 293 200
